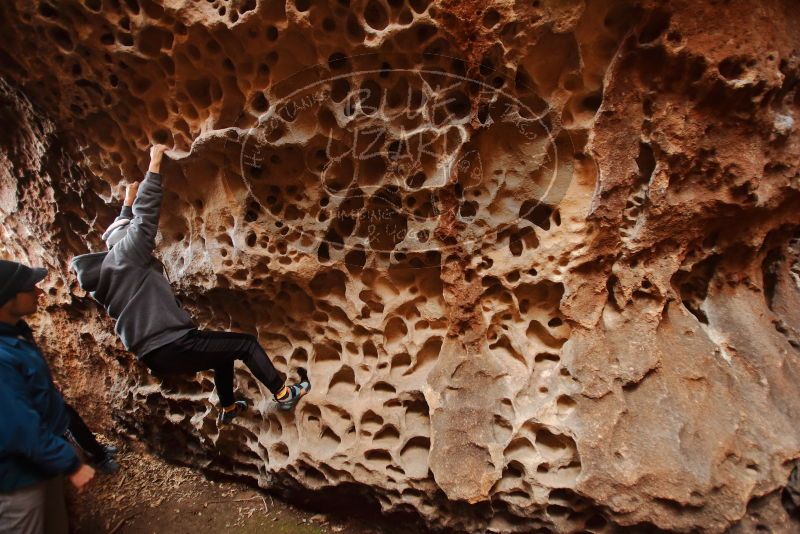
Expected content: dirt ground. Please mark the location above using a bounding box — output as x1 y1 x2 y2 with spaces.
68 438 404 534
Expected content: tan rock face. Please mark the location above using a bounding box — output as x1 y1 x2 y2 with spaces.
0 0 799 531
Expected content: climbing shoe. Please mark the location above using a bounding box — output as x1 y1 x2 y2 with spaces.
216 399 248 427
275 368 311 411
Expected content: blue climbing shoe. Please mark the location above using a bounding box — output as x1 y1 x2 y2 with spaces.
275 368 311 411
216 399 248 427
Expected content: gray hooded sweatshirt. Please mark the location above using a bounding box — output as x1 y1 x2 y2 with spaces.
71 172 194 358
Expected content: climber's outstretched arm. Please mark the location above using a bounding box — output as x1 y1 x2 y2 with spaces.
147 144 165 174
115 145 167 262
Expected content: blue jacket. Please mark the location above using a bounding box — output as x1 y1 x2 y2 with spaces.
0 321 80 492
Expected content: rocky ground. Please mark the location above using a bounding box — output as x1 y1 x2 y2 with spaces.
70 437 408 534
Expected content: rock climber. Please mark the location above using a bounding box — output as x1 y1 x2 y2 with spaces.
70 144 309 427
0 260 95 534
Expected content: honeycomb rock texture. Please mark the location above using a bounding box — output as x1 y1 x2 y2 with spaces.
1 0 800 532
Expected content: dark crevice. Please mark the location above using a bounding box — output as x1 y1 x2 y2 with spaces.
673 254 720 325
606 274 622 310
636 142 656 183
761 247 782 310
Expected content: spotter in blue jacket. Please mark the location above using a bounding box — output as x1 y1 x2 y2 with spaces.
0 321 80 493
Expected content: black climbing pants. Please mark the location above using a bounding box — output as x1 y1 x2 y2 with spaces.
63 403 108 463
141 329 285 406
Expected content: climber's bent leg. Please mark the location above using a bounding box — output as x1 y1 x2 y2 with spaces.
211 361 236 408
142 329 285 405
190 330 285 395
142 330 237 406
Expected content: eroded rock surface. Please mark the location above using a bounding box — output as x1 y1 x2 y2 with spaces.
0 0 799 532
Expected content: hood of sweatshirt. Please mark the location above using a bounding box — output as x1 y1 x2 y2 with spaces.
70 252 108 292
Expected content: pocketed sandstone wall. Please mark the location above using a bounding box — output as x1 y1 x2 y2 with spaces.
0 0 799 531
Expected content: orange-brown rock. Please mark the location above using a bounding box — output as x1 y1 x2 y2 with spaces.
0 0 799 532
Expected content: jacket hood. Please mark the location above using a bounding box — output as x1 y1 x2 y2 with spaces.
70 252 108 292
